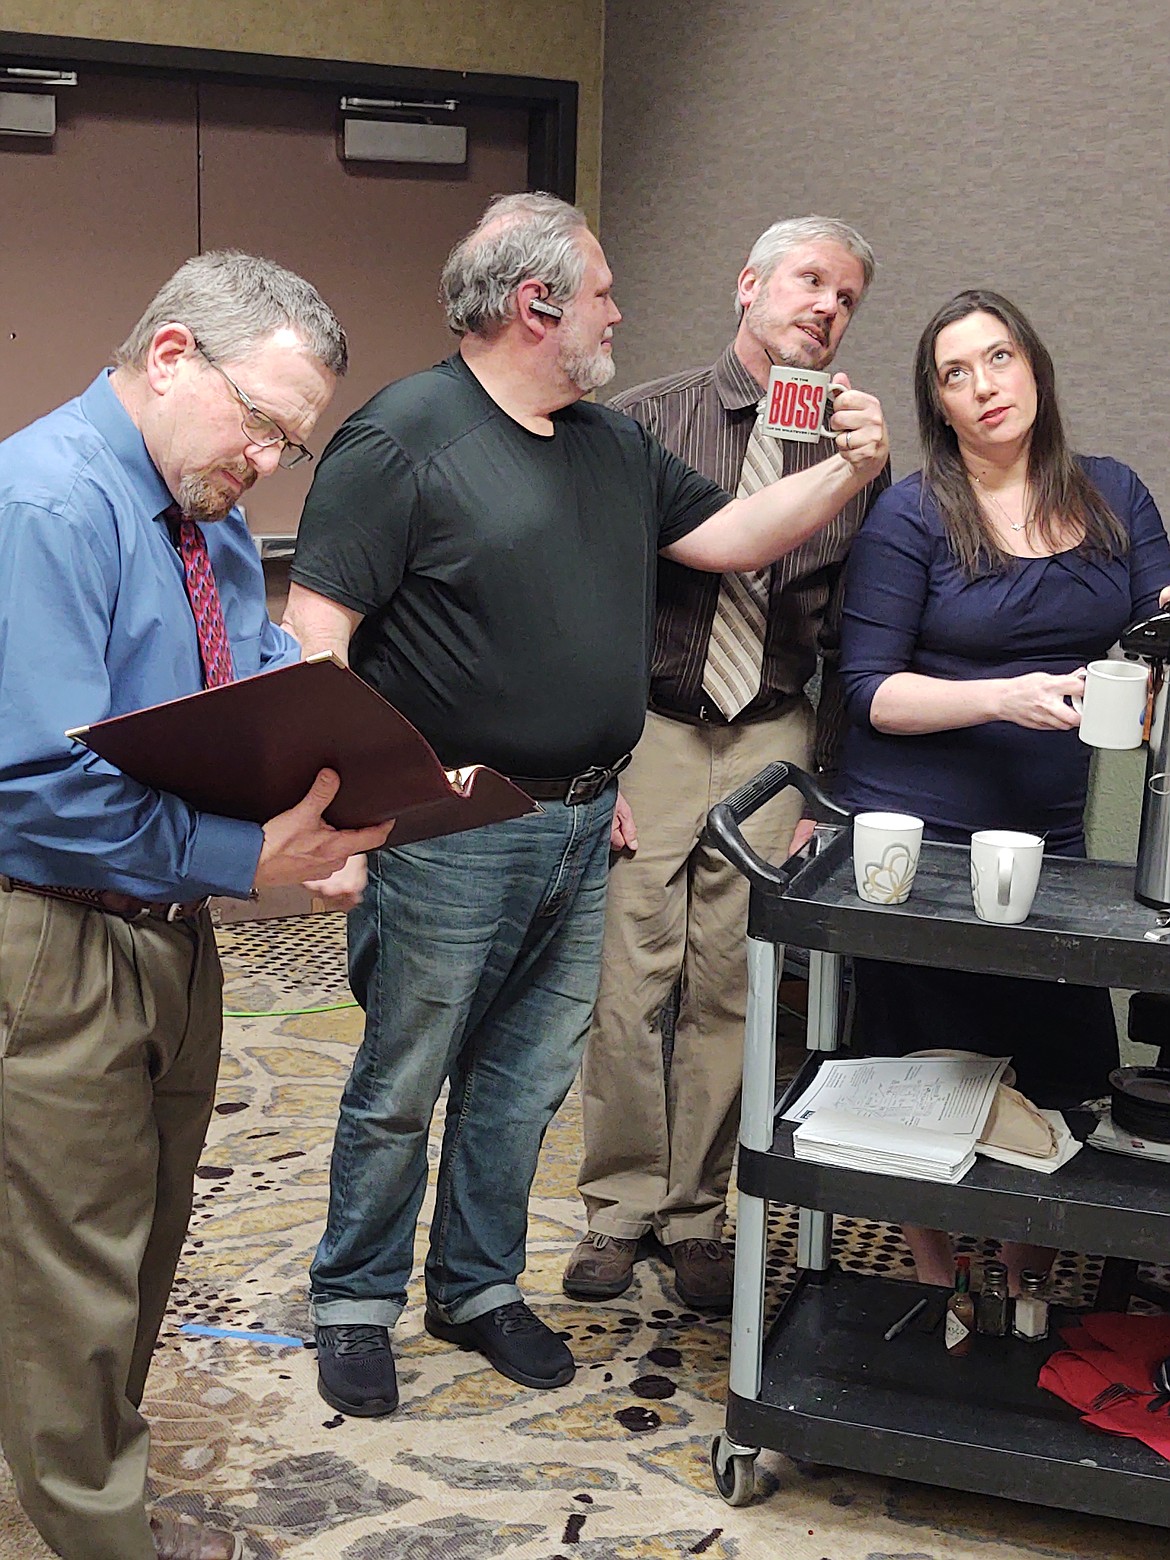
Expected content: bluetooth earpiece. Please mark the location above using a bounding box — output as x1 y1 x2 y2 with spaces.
529 297 563 320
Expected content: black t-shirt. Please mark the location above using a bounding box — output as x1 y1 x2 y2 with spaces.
291 354 728 774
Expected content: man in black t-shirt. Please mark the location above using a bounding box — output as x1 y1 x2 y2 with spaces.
285 192 888 1417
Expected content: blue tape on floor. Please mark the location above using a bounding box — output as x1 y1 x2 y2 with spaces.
180 1324 304 1348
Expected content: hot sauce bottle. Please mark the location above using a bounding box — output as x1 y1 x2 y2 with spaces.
945 1254 975 1357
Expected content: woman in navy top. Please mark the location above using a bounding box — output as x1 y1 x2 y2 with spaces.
836 289 1170 1288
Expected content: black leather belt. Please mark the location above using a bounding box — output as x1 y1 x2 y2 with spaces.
509 755 631 807
1 875 210 924
648 695 799 728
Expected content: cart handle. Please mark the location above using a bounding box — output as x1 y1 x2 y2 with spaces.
705 761 849 890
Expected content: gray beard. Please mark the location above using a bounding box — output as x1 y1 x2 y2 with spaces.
559 338 616 395
177 471 244 523
747 298 830 371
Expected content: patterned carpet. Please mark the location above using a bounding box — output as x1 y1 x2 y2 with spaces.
0 913 1167 1558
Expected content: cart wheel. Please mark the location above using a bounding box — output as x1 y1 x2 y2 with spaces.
710 1435 757 1506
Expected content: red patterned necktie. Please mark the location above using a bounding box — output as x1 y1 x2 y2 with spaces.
167 506 235 688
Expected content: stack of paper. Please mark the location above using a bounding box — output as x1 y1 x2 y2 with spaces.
785 1055 1010 1184
793 1107 978 1182
1087 1113 1170 1165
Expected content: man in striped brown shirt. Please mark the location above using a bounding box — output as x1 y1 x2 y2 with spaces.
566 217 890 1312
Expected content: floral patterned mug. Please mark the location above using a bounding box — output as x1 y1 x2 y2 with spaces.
852 812 925 905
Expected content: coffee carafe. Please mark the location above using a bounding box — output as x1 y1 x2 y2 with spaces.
1118 609 1170 910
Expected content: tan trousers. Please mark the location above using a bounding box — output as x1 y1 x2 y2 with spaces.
578 704 812 1243
0 887 223 1560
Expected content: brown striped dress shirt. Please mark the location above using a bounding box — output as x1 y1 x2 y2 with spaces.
611 342 891 771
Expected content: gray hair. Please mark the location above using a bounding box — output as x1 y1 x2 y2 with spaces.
735 216 876 317
440 191 590 337
115 250 348 375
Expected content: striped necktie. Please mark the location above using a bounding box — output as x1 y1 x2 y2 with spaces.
701 414 787 720
167 505 236 688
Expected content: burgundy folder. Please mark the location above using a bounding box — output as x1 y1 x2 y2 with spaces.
66 653 539 845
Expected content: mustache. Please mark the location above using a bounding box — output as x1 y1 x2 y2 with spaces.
226 462 256 491
794 317 829 347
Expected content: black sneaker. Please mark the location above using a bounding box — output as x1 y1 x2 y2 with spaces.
315 1323 399 1417
424 1300 575 1389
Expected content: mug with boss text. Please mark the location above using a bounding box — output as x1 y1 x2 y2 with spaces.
762 365 839 444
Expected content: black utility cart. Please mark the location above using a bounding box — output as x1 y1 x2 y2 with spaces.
705 762 1170 1524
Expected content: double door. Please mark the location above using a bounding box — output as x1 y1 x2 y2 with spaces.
0 69 529 542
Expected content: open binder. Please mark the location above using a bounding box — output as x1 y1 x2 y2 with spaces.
66 653 539 846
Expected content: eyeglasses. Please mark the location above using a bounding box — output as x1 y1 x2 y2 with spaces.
192 339 313 469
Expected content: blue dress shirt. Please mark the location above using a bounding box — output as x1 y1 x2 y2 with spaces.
0 371 300 899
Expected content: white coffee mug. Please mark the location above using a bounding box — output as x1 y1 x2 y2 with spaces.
970 830 1044 924
761 364 838 444
853 812 924 905
1073 659 1148 750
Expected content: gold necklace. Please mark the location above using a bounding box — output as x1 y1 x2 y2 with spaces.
971 471 1030 533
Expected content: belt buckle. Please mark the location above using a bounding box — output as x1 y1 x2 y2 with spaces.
565 766 605 807
564 755 630 807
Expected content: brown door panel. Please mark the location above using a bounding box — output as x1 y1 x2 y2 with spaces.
0 73 198 437
198 82 530 540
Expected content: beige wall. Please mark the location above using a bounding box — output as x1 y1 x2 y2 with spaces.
1 1 604 218
602 0 1170 864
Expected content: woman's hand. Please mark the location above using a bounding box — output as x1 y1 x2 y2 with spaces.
1158 585 1170 609
994 669 1086 730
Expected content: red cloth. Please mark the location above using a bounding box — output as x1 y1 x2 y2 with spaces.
1039 1313 1170 1460
173 512 235 688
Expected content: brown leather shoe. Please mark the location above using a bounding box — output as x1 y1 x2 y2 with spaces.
667 1237 734 1314
150 1509 244 1560
562 1230 640 1298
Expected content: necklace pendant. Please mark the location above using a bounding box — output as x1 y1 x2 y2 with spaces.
971 471 1030 534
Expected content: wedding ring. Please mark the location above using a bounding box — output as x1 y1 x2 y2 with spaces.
844 431 851 450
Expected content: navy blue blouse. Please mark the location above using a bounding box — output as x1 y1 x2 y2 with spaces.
836 456 1170 851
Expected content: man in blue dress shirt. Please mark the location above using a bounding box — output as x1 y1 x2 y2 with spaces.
0 253 388 1560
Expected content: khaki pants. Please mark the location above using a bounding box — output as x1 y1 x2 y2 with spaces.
578 705 812 1243
0 887 223 1560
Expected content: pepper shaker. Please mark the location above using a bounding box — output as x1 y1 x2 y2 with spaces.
977 1259 1010 1337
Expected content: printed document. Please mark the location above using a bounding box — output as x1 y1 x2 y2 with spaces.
782 1055 1010 1138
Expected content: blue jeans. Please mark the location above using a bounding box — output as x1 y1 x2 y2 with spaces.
309 788 613 1327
